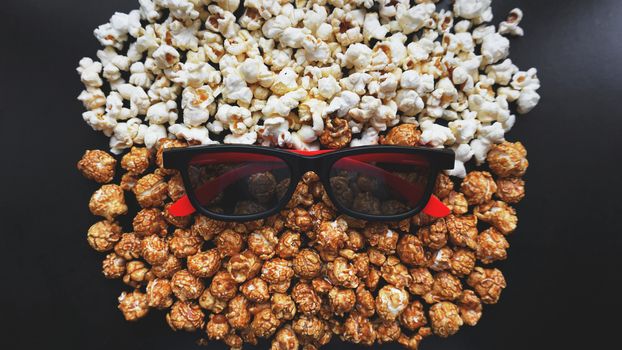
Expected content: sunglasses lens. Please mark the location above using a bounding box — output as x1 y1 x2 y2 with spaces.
187 153 291 217
328 153 432 217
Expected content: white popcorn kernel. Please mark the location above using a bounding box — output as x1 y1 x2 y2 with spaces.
454 19 472 33
299 99 327 135
222 73 253 106
434 77 459 107
517 89 541 114
262 89 308 117
239 9 263 31
270 67 299 95
103 63 122 83
401 71 435 96
239 57 271 85
436 9 454 33
93 24 127 50
105 91 133 121
206 5 240 38
302 35 330 64
448 118 480 144
224 30 257 56
288 126 320 151
369 100 399 131
363 13 388 41
77 58 103 88
181 85 221 127
468 94 508 123
453 0 492 23
303 4 328 33
78 88 106 110
317 76 341 100
342 43 373 71
129 62 153 88
215 104 254 135
215 0 240 12
481 33 510 65
502 113 516 132
172 62 221 89
148 76 181 102
117 84 151 116
470 138 490 165
511 68 541 91
499 8 524 37
470 122 506 164
144 124 168 149
379 0 408 19
316 23 334 42
206 118 224 135
256 116 289 147
169 124 219 145
396 3 436 35
376 73 399 100
420 120 456 147
497 87 521 102
351 127 380 147
332 9 364 46
348 95 380 125
406 37 434 62
139 0 160 23
110 10 142 38
262 15 292 39
169 19 201 51
395 89 424 117
340 73 372 96
109 117 145 154
96 47 121 67
146 100 178 125
486 59 518 86
472 25 495 44
168 0 200 21
326 91 361 117
279 27 308 49
451 66 474 92
83 108 117 137
245 0 281 20
445 143 474 178
152 44 180 69
264 48 293 72
444 32 475 54
225 131 258 145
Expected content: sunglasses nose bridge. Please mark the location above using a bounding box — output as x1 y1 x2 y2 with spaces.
299 156 323 175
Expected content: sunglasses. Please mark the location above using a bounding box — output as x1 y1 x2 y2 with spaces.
163 145 455 222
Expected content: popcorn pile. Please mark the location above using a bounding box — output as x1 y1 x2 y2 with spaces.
77 0 541 178
77 135 528 350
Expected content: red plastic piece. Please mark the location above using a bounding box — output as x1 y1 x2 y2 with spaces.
422 195 451 217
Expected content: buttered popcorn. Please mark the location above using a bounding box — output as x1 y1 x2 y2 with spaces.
78 0 539 348
77 0 540 176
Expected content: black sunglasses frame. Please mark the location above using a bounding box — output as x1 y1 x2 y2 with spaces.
164 144 455 222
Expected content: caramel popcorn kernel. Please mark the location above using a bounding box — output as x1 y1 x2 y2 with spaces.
77 150 116 183
118 290 149 321
89 184 128 220
87 220 122 252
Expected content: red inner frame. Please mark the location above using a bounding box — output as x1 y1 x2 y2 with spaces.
171 150 451 218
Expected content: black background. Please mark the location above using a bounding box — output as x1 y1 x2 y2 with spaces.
1 0 621 349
